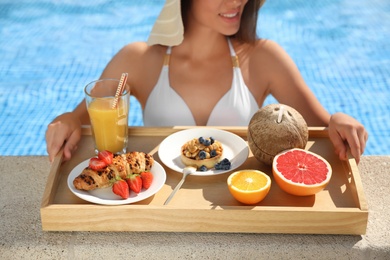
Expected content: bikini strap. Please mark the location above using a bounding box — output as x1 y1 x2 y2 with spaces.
163 46 172 66
227 38 239 68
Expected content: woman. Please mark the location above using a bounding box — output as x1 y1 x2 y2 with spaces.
46 0 368 163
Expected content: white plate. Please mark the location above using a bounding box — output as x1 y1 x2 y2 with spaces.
158 128 249 176
67 159 166 205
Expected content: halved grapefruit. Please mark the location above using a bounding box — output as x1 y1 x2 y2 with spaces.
272 148 332 196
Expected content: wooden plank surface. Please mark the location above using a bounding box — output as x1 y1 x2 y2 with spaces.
40 126 368 234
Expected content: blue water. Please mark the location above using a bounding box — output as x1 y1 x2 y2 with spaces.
0 0 389 156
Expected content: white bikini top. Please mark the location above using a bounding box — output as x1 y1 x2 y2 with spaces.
143 38 259 126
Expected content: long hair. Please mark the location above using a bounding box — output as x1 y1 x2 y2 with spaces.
181 0 266 44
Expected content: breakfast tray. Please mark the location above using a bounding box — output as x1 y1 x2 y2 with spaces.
40 126 368 234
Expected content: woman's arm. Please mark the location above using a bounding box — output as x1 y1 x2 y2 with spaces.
251 40 368 162
45 42 151 162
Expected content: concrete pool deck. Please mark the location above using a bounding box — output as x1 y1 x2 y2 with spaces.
0 155 389 259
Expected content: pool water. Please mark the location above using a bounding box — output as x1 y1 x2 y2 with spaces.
0 0 389 156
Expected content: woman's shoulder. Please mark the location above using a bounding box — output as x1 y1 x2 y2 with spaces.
106 42 169 102
119 42 167 62
244 39 297 72
250 39 290 60
233 38 288 64
108 42 168 79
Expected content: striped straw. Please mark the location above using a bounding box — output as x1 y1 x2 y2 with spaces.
111 73 128 109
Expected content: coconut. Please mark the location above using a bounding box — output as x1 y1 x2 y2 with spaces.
247 104 309 165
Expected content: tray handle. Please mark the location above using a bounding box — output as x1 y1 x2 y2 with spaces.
345 154 368 211
40 148 64 208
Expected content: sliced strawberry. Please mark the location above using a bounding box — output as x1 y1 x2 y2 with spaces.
126 174 142 194
112 179 129 199
98 150 114 165
89 157 107 170
140 171 153 189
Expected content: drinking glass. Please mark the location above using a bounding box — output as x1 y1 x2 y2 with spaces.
84 78 130 154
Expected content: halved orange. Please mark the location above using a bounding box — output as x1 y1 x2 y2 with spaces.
272 148 332 196
227 170 271 204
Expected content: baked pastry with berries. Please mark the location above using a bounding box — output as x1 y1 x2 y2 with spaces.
181 137 223 170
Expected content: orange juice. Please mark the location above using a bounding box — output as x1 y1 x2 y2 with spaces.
87 97 128 154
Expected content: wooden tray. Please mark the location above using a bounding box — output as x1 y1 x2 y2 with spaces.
41 126 368 234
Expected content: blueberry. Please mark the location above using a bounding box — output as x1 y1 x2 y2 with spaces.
198 137 205 144
214 163 223 170
215 158 231 170
221 158 230 164
203 139 211 146
199 165 208 172
223 164 231 170
210 150 217 157
199 150 207 160
210 137 215 145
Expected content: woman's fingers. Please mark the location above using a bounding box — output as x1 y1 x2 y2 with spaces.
45 113 82 162
62 128 81 162
46 122 65 162
328 130 348 161
328 113 368 164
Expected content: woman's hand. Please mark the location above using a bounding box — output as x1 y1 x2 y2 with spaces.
45 112 82 163
328 112 368 164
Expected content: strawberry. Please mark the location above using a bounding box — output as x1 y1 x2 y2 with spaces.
89 157 107 170
112 179 129 199
98 150 114 165
126 174 142 194
140 171 153 189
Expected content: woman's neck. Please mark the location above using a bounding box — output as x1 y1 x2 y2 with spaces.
174 31 230 61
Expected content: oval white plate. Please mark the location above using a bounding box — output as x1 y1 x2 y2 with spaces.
158 128 249 176
67 159 166 205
